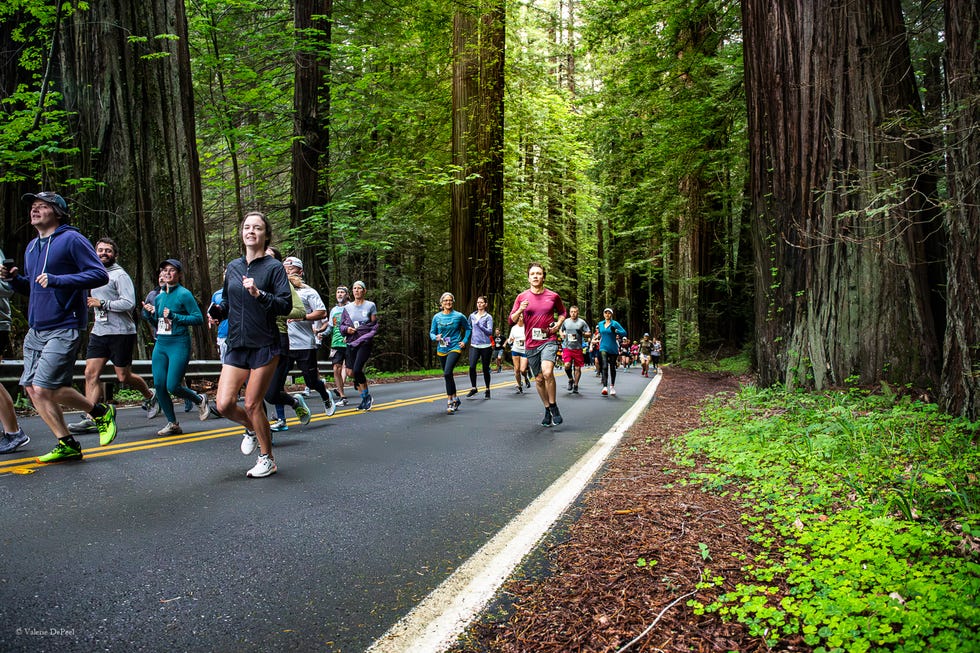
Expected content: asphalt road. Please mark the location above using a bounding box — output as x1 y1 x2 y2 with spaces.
0 366 655 652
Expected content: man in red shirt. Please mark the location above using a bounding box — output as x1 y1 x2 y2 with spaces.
509 263 567 426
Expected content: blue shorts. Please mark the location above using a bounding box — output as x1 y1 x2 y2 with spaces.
511 351 525 358
21 328 81 389
223 344 280 370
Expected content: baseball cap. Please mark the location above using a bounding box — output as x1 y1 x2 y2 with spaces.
283 256 303 269
158 258 182 271
22 191 69 218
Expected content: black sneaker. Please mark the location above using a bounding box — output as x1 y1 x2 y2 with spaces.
567 379 574 391
572 384 579 394
541 407 553 427
550 404 563 425
466 388 478 398
484 389 491 399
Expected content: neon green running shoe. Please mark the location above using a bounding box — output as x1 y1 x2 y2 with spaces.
292 393 311 425
37 440 83 463
93 404 118 446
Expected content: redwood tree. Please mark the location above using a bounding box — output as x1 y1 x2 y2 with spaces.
744 0 940 389
451 0 505 314
940 0 980 418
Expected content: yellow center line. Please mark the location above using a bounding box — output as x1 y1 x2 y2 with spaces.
0 381 516 475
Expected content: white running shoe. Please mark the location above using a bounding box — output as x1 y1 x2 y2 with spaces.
247 454 277 478
198 393 212 420
324 392 337 417
240 429 257 455
157 422 183 436
601 387 609 396
68 417 97 434
610 386 617 396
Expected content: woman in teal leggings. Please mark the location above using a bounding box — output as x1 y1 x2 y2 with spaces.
141 259 211 435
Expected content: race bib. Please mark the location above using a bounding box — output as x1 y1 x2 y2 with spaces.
517 339 525 348
353 320 361 328
95 308 109 323
531 328 547 340
567 334 578 343
157 317 173 335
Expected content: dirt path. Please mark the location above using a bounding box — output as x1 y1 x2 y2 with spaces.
454 367 796 653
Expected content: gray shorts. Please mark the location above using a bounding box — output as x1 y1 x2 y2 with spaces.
525 340 559 377
21 328 82 389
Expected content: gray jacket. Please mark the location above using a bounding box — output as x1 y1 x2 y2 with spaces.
90 263 137 336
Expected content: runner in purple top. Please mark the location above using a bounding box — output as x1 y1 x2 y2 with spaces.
509 262 567 427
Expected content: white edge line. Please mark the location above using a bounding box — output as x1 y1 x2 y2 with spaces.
367 373 664 652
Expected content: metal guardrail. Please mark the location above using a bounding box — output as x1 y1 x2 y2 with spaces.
1 359 334 389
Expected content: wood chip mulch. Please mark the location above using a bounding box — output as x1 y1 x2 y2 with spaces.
453 367 809 653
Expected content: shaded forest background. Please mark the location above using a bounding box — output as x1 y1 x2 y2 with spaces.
1 0 977 418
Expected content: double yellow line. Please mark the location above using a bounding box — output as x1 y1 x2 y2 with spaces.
0 381 513 475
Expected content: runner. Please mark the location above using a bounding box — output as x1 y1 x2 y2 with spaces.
509 262 567 427
3 191 117 462
429 292 470 413
68 237 156 435
638 333 653 377
213 211 293 478
492 328 506 373
596 307 627 396
507 314 528 393
339 280 379 411
0 252 29 454
651 336 663 374
283 256 335 417
465 296 493 399
206 270 230 363
261 247 311 432
316 286 350 406
141 259 212 436
559 305 590 394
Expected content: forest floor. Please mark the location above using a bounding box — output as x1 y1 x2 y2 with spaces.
450 366 809 653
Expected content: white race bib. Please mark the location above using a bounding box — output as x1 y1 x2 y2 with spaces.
157 317 173 335
567 334 578 343
95 308 109 323
531 328 547 340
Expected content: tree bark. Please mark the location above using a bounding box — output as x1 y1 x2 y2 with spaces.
291 0 331 289
744 0 940 390
451 0 505 315
940 0 980 418
59 0 211 356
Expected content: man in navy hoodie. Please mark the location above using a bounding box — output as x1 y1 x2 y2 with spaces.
0 192 119 463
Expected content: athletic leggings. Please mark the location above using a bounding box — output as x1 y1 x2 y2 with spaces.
468 346 492 390
292 348 330 401
346 341 373 387
440 351 461 396
151 335 200 423
265 333 298 408
600 350 618 388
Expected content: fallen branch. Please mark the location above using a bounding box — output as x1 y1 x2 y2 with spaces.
614 590 698 653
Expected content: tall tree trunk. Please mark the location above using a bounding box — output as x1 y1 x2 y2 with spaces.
940 0 980 418
59 0 210 356
451 0 505 314
744 0 939 390
292 0 331 289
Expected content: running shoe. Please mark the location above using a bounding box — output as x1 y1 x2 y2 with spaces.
466 388 478 398
610 386 617 396
240 429 257 455
601 386 609 396
567 379 574 391
550 404 563 425
572 385 579 394
515 384 523 394
446 400 454 415
246 454 277 478
68 417 96 434
93 404 117 446
332 388 342 398
541 406 553 427
358 394 374 411
157 422 182 436
37 439 83 463
293 393 312 424
197 393 212 420
324 392 337 417
298 389 311 397
0 429 30 454
484 390 491 399
338 397 349 407
525 378 531 389
270 418 289 432
145 390 161 419
452 397 461 412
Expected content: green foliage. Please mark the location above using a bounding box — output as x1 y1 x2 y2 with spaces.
680 386 980 651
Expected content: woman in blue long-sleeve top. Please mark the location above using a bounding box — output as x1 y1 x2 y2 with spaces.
430 292 471 414
595 307 627 396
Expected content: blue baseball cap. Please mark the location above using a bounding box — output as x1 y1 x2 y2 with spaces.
22 191 69 219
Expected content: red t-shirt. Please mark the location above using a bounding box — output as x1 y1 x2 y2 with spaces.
510 288 566 350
